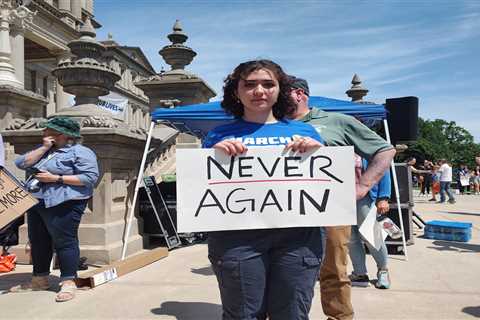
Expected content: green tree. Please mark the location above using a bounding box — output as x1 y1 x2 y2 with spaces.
399 118 480 168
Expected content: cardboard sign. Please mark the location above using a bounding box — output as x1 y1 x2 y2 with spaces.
0 167 38 229
176 146 356 232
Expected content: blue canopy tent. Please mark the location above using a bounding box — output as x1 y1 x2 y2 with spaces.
150 96 387 138
122 96 409 261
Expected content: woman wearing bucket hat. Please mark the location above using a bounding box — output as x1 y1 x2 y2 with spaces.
10 116 99 302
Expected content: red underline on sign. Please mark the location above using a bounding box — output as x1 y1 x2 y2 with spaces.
208 178 332 185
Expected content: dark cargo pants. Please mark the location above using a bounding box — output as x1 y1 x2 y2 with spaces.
208 227 322 320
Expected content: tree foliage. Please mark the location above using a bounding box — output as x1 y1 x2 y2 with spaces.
398 118 480 168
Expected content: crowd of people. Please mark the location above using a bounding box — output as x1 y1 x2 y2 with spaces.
408 157 480 204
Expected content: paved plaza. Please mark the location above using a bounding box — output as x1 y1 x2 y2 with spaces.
0 193 479 319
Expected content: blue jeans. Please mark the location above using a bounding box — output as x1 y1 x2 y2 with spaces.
440 181 455 202
28 199 88 281
208 227 322 320
349 197 388 275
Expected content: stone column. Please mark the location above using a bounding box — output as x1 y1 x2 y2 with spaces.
71 0 82 19
58 0 71 12
46 77 56 116
0 4 21 87
53 50 71 112
85 0 94 14
55 80 70 111
9 24 24 87
143 110 149 130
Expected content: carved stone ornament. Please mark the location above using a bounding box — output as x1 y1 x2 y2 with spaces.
180 72 198 80
129 126 146 135
53 17 121 105
81 116 118 128
0 0 14 10
158 99 180 108
135 74 161 82
5 117 45 130
159 20 197 71
8 3 35 30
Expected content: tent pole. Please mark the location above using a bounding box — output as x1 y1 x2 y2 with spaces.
121 120 156 260
383 119 409 261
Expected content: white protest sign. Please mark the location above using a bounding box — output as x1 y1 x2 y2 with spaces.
460 177 470 187
176 146 356 232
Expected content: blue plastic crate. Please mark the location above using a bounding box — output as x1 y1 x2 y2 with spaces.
424 220 472 242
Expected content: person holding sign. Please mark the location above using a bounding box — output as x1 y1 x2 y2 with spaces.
457 165 470 195
289 77 396 320
9 117 99 302
203 60 325 320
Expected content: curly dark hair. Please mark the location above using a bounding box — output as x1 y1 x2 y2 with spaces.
221 59 296 119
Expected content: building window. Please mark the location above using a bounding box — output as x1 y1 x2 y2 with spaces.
30 70 37 93
43 76 48 98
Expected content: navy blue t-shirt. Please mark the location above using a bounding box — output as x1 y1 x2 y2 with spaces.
202 118 324 148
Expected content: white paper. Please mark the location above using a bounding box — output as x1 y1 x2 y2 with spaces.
176 146 356 232
359 204 388 250
460 177 470 187
91 268 118 287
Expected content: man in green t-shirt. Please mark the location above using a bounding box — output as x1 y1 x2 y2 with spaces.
289 77 396 320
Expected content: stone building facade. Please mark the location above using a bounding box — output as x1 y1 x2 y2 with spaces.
0 0 211 264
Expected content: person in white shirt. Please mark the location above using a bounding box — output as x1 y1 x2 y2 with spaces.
438 159 455 204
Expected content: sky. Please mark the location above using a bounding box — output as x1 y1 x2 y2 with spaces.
94 0 480 141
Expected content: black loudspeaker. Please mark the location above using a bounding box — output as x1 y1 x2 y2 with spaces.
389 163 413 205
385 96 419 144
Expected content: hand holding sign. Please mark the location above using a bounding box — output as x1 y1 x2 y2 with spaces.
285 135 324 153
213 139 248 156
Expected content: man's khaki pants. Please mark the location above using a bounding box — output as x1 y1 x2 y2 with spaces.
320 226 354 320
